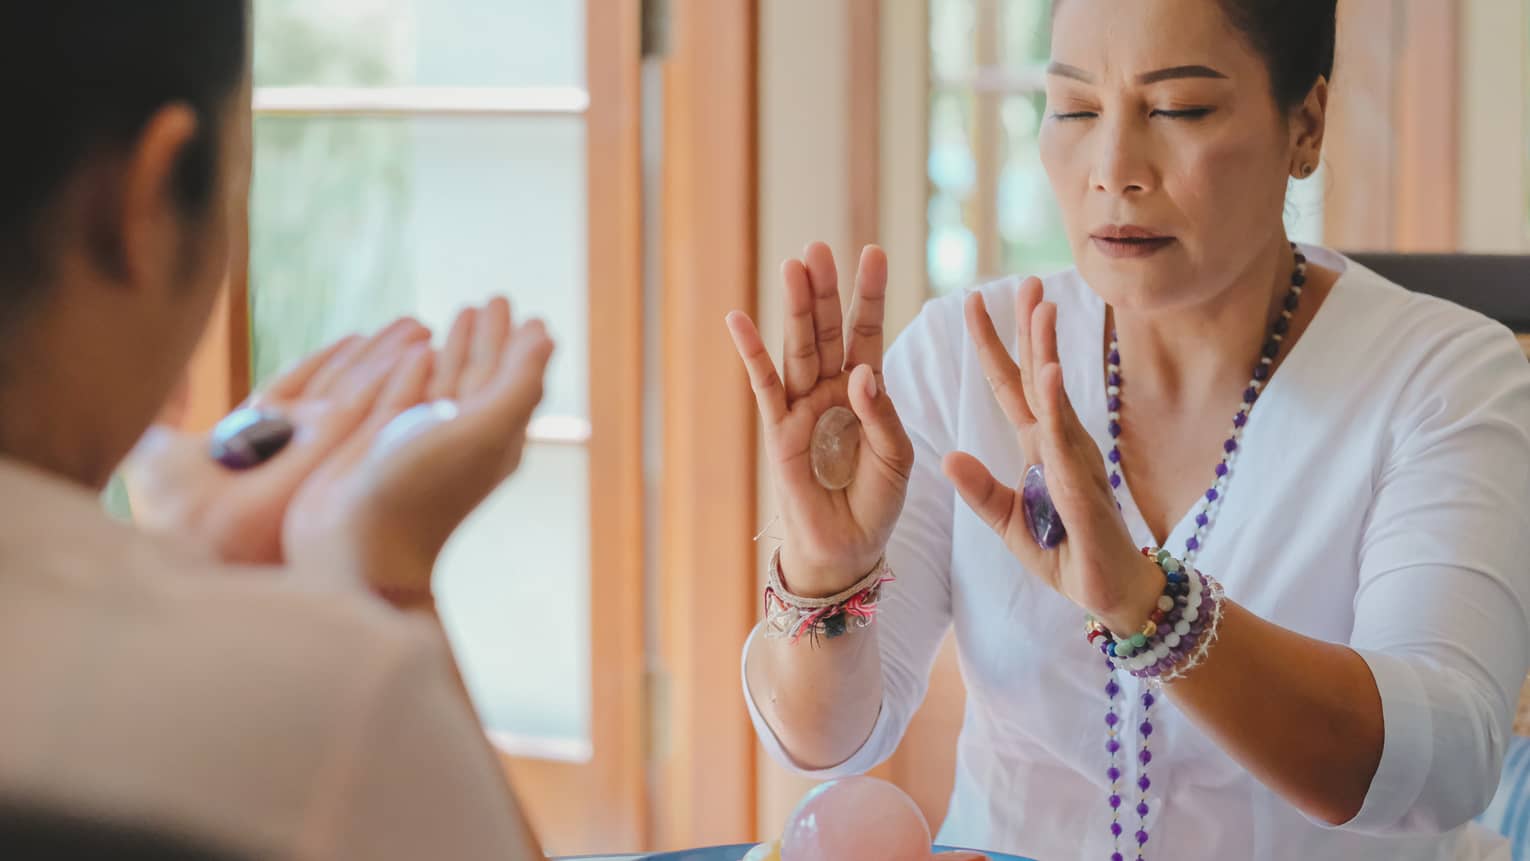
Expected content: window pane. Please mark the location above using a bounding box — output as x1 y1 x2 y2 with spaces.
254 0 584 88
1000 0 1051 69
437 443 589 741
928 91 979 292
998 93 1072 277
930 0 976 82
249 115 590 743
250 115 587 420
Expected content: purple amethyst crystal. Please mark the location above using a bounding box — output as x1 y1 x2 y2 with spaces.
1022 463 1066 549
209 408 294 470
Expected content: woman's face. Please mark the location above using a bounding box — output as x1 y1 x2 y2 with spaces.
1040 0 1309 312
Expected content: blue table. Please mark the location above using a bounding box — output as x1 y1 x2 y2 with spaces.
561 845 1033 861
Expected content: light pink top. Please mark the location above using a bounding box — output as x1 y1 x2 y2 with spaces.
0 457 539 860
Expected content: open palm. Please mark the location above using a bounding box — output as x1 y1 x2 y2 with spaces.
727 243 914 597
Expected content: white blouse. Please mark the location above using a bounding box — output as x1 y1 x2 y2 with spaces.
744 246 1530 860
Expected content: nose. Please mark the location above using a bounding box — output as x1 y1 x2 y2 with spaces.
1090 115 1155 197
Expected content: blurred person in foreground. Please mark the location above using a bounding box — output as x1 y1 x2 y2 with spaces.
0 3 555 859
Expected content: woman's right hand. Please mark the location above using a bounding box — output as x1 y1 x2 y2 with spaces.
726 243 914 597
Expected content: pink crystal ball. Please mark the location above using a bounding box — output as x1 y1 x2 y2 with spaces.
779 776 932 861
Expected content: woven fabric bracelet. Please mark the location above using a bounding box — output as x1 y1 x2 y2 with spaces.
762 547 894 645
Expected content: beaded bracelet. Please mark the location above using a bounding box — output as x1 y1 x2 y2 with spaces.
762 547 895 645
1085 550 1224 680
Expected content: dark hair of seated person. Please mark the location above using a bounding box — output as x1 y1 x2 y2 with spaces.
0 1 248 333
0 800 247 861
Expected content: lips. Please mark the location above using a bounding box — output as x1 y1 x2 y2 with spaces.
1089 225 1176 259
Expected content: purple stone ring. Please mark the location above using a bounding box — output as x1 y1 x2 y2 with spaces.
209 407 295 470
1021 463 1066 549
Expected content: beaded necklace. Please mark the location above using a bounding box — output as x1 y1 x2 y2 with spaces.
1098 245 1307 860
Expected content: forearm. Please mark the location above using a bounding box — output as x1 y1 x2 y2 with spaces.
1164 600 1384 825
745 621 885 770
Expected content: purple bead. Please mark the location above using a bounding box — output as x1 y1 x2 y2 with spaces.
1138 775 1151 791
1108 396 1122 412
1142 692 1155 707
1274 317 1290 336
1140 721 1153 736
1233 411 1247 428
1110 473 1122 489
1136 830 1150 845
1105 712 1119 727
1107 739 1121 754
1112 853 1124 861
1136 802 1150 817
1262 341 1279 359
1284 293 1299 311
1215 465 1229 480
1206 487 1219 501
1186 536 1200 551
1139 749 1152 765
1243 386 1257 403
1109 448 1121 463
1108 350 1121 365
1108 421 1122 437
1110 794 1122 809
1156 623 1170 636
1293 252 1307 265
1109 372 1122 387
1222 438 1237 453
1195 512 1209 527
1111 822 1123 838
1022 463 1067 549
1253 364 1269 381
1106 679 1120 697
1107 766 1121 782
210 408 295 470
1293 268 1308 284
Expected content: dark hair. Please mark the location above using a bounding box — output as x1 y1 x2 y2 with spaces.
0 2 248 291
1216 0 1337 108
1053 0 1338 109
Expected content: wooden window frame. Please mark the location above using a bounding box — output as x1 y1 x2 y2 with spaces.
187 5 648 855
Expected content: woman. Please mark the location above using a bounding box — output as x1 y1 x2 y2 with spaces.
729 0 1530 858
0 4 552 859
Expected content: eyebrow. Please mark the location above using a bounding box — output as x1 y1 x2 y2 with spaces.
1046 62 1230 85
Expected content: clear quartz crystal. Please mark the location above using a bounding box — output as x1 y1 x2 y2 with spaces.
810 406 860 490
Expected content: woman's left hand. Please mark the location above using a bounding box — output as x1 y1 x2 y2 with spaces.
941 278 1164 634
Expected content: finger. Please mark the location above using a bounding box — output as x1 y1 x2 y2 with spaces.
428 307 476 401
934 853 989 861
1030 300 1061 374
313 317 430 398
459 297 512 398
964 291 1035 428
781 259 820 399
844 245 888 374
477 320 556 442
1034 361 1109 519
941 451 1021 541
803 241 845 378
374 344 435 416
256 334 363 405
846 363 914 477
726 311 788 425
1014 277 1044 411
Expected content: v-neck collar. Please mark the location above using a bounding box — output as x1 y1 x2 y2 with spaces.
1075 244 1354 557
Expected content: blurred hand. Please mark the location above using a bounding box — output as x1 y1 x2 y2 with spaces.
726 243 914 597
283 297 555 606
121 318 433 565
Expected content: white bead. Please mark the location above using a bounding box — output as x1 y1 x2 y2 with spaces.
1164 632 1182 648
1260 356 1273 365
1281 309 1294 319
1183 607 1200 622
1153 643 1170 659
1292 285 1304 295
1174 620 1190 636
1157 595 1174 612
1251 380 1264 391
1163 558 1182 573
1108 385 1121 396
1109 411 1120 421
1272 333 1284 342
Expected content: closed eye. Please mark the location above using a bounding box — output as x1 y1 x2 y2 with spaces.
1051 111 1098 121
1151 107 1214 120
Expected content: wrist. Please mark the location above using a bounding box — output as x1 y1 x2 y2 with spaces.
777 544 885 600
1097 553 1168 637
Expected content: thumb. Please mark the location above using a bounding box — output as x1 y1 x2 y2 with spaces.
941 450 1018 539
846 363 913 473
